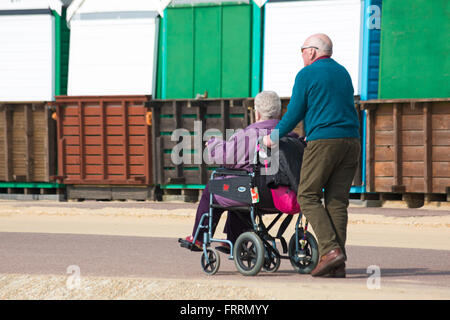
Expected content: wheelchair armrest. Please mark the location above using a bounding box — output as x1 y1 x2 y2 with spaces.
213 168 250 176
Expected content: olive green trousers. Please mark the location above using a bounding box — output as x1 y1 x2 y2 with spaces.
298 138 360 258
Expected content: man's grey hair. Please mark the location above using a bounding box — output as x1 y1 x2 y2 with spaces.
254 91 281 120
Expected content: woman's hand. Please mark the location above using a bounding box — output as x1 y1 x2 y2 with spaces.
263 135 273 148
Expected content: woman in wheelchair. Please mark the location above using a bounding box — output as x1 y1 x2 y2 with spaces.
179 91 319 276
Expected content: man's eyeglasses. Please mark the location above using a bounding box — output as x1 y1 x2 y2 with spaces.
301 46 319 53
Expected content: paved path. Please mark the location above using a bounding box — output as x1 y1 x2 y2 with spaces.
3 200 449 216
1 232 449 289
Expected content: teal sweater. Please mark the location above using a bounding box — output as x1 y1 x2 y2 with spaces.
270 58 360 142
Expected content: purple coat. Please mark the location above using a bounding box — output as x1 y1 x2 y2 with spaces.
206 119 298 207
207 119 278 171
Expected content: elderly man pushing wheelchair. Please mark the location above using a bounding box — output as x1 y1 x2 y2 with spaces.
264 34 361 278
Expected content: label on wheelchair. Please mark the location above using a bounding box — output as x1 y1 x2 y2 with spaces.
250 187 260 204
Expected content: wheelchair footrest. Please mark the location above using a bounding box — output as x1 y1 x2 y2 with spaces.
178 238 202 252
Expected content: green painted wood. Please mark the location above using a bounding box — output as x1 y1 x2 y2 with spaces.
0 182 64 188
251 3 262 97
157 3 255 99
222 5 251 98
194 7 222 98
379 0 450 99
165 7 194 99
53 9 70 96
156 15 164 99
160 184 206 189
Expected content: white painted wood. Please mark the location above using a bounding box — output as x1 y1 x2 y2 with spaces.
67 0 169 24
0 0 68 15
263 0 363 97
0 14 54 101
67 14 158 96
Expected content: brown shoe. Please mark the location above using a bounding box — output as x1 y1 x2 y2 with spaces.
311 248 345 277
322 263 346 278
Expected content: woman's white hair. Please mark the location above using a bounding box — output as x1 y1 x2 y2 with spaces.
254 91 281 120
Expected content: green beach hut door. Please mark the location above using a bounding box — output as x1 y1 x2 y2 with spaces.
157 0 262 99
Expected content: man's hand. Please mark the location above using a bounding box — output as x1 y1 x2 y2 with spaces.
263 135 273 148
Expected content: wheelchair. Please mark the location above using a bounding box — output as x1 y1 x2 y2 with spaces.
178 141 319 276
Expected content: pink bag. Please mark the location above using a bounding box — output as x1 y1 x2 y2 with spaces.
270 186 300 215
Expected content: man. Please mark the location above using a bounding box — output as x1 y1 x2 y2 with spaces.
263 34 360 278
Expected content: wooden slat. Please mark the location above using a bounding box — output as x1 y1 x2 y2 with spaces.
78 102 85 180
57 105 65 178
2 105 12 181
62 116 79 126
44 104 54 181
84 116 102 126
100 100 107 180
243 99 250 126
62 106 80 116
432 146 450 161
374 131 393 146
433 131 450 146
374 162 394 177
220 100 230 137
423 102 432 193
402 161 425 177
144 103 151 185
173 101 183 182
25 104 33 181
402 131 425 146
402 114 423 130
402 177 426 193
157 136 164 184
122 101 129 180
374 177 394 192
393 103 403 188
432 178 450 194
12 106 26 178
432 114 450 130
432 162 450 177
374 146 394 161
374 115 393 131
196 104 206 184
366 108 375 192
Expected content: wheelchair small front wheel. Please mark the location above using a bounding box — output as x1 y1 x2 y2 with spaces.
234 232 265 276
200 248 220 275
288 230 319 274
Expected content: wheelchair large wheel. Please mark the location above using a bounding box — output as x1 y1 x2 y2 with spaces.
234 232 265 276
200 248 220 275
288 230 319 274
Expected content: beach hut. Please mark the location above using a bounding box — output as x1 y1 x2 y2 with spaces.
155 0 263 99
66 0 169 96
0 0 71 101
262 0 364 97
360 0 450 207
378 0 450 99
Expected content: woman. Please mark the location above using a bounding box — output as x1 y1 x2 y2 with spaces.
184 91 301 252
